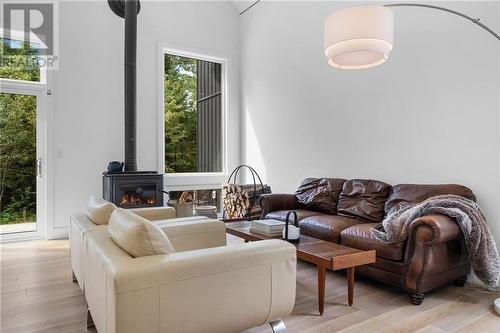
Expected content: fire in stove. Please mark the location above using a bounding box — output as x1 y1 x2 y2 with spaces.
120 194 156 206
118 183 158 208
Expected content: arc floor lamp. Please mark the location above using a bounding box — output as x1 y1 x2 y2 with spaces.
324 3 500 69
323 2 500 310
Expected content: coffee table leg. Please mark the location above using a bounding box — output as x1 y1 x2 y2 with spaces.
318 264 326 315
347 267 355 306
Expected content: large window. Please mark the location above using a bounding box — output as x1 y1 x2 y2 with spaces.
163 53 223 174
0 38 41 82
0 92 37 231
0 36 45 238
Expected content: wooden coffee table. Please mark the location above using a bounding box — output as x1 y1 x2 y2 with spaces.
225 221 376 315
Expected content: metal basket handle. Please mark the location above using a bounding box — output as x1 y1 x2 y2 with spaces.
223 165 265 220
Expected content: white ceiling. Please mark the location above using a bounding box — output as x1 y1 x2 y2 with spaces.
228 0 260 15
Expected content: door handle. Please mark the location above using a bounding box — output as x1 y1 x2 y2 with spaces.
36 158 42 177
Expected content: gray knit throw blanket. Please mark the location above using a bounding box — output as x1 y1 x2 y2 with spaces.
372 194 500 288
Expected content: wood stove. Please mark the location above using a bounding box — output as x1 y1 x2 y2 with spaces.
102 1 164 210
103 172 163 208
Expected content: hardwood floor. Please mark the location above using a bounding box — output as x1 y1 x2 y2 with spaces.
1 239 499 333
1 240 87 332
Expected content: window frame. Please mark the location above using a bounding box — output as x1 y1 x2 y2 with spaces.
0 31 54 241
157 42 228 189
1 29 47 84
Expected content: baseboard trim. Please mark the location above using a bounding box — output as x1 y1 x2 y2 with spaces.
47 227 69 240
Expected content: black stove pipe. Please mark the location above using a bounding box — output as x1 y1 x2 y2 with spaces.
108 0 140 172
123 0 137 172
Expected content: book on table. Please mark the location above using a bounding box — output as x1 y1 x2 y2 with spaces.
250 219 285 236
250 227 284 237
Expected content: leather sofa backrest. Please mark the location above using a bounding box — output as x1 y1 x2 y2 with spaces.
384 184 476 216
295 178 346 214
337 179 392 222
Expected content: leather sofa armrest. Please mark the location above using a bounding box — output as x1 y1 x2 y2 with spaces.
157 219 227 251
259 194 299 218
113 239 296 293
129 206 176 221
108 240 296 331
404 214 466 294
407 214 462 246
85 231 296 332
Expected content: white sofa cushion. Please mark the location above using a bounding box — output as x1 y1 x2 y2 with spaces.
129 206 176 221
86 196 116 225
154 215 209 224
158 219 226 252
108 208 175 258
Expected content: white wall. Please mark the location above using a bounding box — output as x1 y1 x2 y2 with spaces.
240 0 500 253
48 0 500 255
49 0 240 238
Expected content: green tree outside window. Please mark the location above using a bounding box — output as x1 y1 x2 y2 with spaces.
164 55 197 173
0 38 39 224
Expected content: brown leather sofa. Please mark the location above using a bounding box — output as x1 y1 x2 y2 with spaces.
259 178 475 305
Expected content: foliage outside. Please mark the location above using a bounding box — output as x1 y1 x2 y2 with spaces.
164 54 198 173
0 38 40 82
0 38 39 224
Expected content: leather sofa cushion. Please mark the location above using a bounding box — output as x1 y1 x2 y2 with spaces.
294 178 346 214
108 208 175 258
299 215 363 243
337 179 391 222
86 196 116 225
385 184 476 216
340 223 405 261
265 210 323 223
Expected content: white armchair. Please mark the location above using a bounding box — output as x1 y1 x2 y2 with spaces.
69 205 177 291
84 218 297 333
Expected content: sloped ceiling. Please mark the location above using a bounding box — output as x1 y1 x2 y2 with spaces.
229 0 260 15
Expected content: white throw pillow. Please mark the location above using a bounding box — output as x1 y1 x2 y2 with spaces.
108 208 175 258
86 196 116 225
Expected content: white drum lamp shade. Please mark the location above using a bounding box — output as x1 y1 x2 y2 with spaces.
324 5 394 69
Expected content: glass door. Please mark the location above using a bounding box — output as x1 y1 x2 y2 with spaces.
0 90 45 240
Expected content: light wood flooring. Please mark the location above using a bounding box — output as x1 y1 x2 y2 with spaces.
1 239 499 333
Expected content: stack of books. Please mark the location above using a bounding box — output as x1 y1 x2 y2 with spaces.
250 219 285 237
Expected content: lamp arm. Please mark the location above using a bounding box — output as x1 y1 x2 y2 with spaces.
384 3 500 41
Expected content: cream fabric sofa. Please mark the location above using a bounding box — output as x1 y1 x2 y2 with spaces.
69 205 207 291
84 221 296 333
